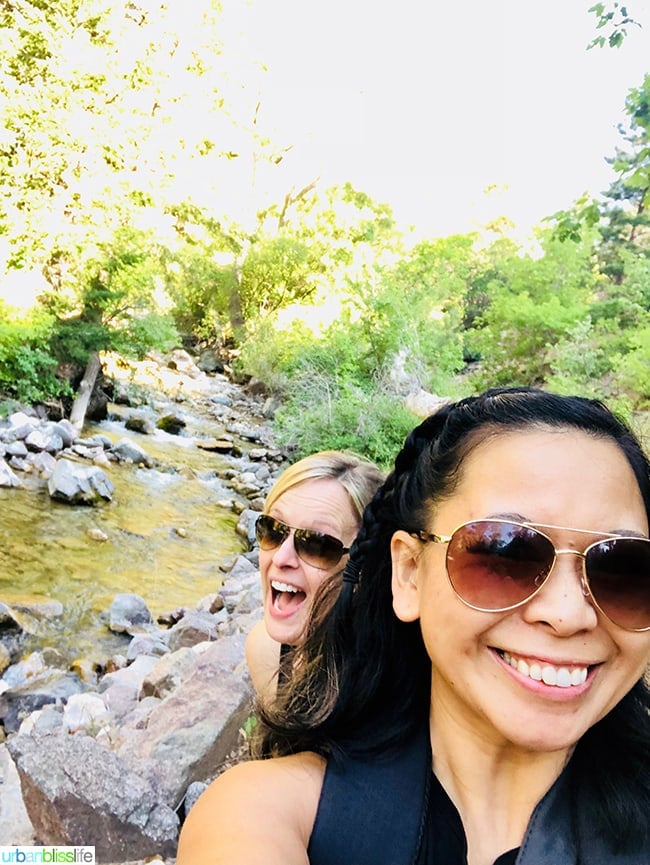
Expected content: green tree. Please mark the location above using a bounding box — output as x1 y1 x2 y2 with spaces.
0 0 279 299
466 229 597 387
587 2 641 49
344 235 472 394
0 301 67 404
597 75 650 281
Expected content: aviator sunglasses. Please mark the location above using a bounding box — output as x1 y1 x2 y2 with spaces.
414 519 650 632
255 514 350 570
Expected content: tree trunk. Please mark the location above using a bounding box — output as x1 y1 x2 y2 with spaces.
228 262 246 343
69 352 102 431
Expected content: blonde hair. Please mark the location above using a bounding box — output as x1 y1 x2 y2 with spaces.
265 450 384 525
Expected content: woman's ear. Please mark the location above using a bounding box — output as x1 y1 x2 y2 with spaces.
391 530 423 622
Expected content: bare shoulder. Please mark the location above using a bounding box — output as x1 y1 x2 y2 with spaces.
245 620 281 700
177 752 326 865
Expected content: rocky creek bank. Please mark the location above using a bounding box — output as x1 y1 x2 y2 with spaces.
0 347 448 863
0 349 290 863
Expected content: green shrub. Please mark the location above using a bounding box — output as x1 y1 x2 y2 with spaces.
545 318 612 396
0 304 70 403
112 312 181 358
611 327 650 409
274 379 418 469
235 317 316 391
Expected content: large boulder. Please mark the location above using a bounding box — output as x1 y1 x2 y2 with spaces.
117 634 253 808
7 732 178 862
3 634 252 860
47 458 114 505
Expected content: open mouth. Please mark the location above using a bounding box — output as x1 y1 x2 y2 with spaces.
271 580 307 614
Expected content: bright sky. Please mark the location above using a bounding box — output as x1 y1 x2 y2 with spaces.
240 0 650 240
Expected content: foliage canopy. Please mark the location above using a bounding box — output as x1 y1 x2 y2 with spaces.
0 2 648 463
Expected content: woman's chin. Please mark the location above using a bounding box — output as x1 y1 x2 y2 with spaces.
264 609 307 648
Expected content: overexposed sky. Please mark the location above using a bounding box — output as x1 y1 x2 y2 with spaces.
238 0 650 239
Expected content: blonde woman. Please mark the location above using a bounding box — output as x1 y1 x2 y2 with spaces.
245 450 384 702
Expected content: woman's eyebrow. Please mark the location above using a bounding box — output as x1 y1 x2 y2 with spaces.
608 529 648 539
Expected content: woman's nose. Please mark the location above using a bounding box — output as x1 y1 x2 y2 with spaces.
272 530 300 566
522 550 599 634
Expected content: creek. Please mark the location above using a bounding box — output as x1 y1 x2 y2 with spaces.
0 369 274 663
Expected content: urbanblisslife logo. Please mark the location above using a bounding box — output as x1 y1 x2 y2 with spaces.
0 848 95 863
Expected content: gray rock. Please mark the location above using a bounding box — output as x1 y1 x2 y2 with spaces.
25 428 63 454
99 655 159 698
7 732 179 862
8 455 32 472
140 646 198 700
219 569 262 615
0 670 86 733
195 592 225 614
156 412 186 435
233 586 263 616
183 780 208 816
48 458 114 505
51 419 76 448
108 593 154 634
236 508 259 545
61 692 110 734
0 601 35 633
29 450 57 476
125 412 156 436
197 348 223 374
0 743 34 845
0 457 22 488
6 412 39 439
110 437 153 466
165 610 219 651
18 702 64 735
5 440 28 457
117 634 253 808
0 643 10 675
195 436 235 453
126 632 170 661
227 554 258 579
2 651 48 688
99 681 140 724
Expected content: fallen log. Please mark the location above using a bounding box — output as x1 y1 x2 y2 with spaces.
69 351 102 431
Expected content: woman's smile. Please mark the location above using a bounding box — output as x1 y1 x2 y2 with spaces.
269 579 307 617
392 427 650 754
491 647 598 701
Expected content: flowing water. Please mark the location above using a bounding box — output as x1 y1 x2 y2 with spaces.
0 400 258 661
2 376 648 665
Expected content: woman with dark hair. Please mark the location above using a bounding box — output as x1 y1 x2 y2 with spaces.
178 388 650 865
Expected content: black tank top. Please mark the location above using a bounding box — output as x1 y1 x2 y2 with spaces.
419 771 519 865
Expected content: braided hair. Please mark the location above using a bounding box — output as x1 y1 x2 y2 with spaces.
254 387 650 848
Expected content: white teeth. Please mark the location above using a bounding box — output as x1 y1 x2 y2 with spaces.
542 665 557 686
501 652 588 688
271 581 300 593
572 668 588 685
